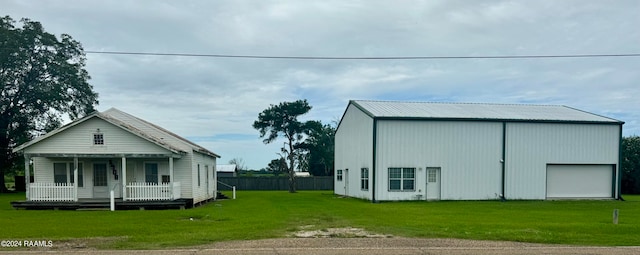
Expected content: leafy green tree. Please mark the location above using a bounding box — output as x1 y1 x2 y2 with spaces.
622 136 640 194
0 16 98 192
253 99 311 192
299 120 335 176
265 158 287 177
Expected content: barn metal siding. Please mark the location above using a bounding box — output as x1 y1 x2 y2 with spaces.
375 120 503 200
504 123 620 199
334 104 374 199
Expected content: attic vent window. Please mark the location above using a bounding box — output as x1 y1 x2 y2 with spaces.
93 133 104 145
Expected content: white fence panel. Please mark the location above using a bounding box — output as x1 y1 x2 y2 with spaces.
29 183 77 201
172 182 181 200
126 182 175 201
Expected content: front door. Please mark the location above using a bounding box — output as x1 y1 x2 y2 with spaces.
425 167 441 200
93 163 109 198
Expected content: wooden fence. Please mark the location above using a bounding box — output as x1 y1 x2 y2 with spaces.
217 176 333 191
29 183 76 201
126 182 181 201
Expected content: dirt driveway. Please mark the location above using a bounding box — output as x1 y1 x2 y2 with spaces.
2 238 640 255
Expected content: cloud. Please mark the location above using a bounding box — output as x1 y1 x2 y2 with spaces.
4 0 640 168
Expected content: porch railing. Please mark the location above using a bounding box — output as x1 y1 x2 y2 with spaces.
126 182 181 201
29 183 77 202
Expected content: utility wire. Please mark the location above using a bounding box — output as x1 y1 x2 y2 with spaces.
83 50 640 60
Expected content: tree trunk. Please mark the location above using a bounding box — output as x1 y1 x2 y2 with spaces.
0 133 10 193
288 138 296 193
0 168 8 193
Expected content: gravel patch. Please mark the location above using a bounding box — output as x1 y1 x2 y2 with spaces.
292 226 392 238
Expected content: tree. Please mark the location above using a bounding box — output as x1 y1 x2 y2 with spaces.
298 120 335 176
253 99 311 193
622 136 640 194
265 158 287 176
0 16 98 192
228 158 246 171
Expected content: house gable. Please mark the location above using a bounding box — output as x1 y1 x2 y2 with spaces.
23 116 175 156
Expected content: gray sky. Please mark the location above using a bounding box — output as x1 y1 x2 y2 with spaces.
4 0 640 169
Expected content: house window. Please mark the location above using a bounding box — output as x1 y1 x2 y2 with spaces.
93 133 104 145
145 163 158 184
197 164 201 187
336 169 343 181
161 175 170 184
55 162 84 186
68 163 84 187
361 168 369 190
54 163 67 184
388 167 415 191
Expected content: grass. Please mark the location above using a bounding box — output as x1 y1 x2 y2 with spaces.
0 191 639 249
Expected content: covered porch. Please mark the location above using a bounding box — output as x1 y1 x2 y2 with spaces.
22 153 183 203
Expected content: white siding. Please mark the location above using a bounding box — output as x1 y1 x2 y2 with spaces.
24 117 171 155
174 153 193 199
33 157 93 198
190 151 217 204
376 121 503 200
505 123 619 199
33 157 53 183
334 104 374 199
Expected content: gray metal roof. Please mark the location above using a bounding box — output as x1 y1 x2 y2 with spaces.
351 100 622 123
100 108 220 158
216 164 237 172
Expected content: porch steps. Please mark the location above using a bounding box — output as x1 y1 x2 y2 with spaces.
76 208 111 211
216 191 230 200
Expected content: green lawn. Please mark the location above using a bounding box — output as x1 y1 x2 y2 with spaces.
0 191 638 249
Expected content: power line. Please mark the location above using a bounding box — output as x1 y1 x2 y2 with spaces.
83 50 640 60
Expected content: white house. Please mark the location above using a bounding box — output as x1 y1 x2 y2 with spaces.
335 100 623 201
12 108 219 208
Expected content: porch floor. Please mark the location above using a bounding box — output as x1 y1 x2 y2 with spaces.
10 198 191 210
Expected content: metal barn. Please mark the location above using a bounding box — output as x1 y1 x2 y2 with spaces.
334 100 623 201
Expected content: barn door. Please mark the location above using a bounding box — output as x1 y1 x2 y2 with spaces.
546 164 613 199
425 167 441 200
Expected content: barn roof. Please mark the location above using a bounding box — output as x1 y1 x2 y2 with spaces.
350 100 623 123
216 164 237 172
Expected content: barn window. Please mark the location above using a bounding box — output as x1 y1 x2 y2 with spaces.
197 164 201 187
361 168 369 190
336 169 343 181
388 167 415 191
93 133 104 145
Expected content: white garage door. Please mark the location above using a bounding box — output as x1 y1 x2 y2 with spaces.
546 165 613 199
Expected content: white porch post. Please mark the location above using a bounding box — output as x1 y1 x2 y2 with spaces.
169 157 174 198
73 157 78 201
24 155 30 200
122 156 127 201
